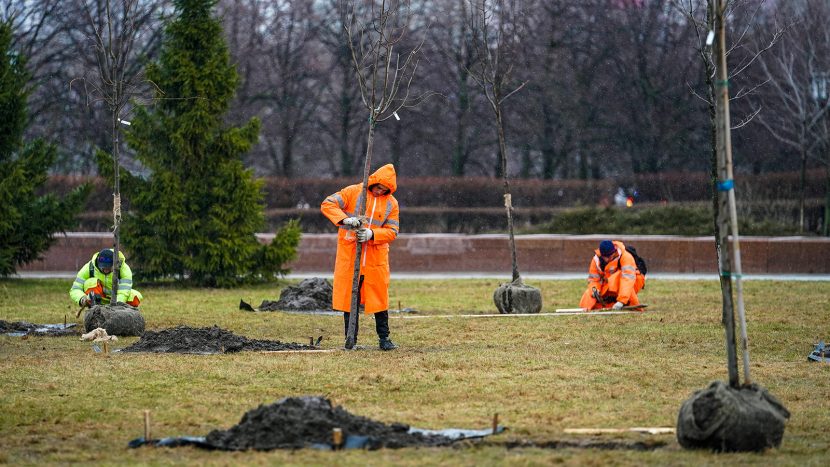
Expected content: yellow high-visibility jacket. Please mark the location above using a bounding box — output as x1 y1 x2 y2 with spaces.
69 249 142 306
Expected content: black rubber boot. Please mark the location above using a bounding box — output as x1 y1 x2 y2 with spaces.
375 311 398 350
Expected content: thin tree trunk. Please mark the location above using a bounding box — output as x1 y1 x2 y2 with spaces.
496 105 520 283
715 0 751 386
704 3 738 385
800 145 807 233
345 121 375 349
281 122 293 177
824 165 829 236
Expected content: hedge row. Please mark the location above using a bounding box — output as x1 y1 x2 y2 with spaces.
45 169 828 213
72 203 823 235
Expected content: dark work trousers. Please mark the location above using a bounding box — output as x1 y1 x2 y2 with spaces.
342 275 390 340
342 310 390 341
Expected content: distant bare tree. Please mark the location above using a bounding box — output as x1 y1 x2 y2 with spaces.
221 0 324 177
465 0 527 281
752 0 830 233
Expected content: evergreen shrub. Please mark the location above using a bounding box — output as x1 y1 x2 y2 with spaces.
0 21 89 276
117 0 298 286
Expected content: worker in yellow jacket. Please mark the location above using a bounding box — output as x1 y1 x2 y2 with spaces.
69 249 142 308
321 164 400 350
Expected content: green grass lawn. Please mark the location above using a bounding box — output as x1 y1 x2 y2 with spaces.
1 278 828 465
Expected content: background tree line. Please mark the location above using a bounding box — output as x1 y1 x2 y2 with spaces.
5 0 827 182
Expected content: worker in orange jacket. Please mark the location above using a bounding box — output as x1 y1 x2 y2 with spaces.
579 240 645 310
321 164 400 350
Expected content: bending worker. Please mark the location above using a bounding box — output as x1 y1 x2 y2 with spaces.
321 163 400 350
69 248 142 308
579 240 644 310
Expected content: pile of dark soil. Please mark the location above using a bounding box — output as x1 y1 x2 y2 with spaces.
205 396 453 450
120 325 315 354
258 277 333 312
0 320 78 337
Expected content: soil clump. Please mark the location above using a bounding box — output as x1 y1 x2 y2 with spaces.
258 278 333 312
0 320 78 337
120 325 315 354
205 396 453 450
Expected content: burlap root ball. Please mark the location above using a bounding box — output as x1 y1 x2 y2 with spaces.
677 380 790 452
83 304 145 336
493 279 542 314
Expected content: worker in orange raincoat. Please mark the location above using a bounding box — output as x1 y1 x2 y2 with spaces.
321 164 400 350
579 240 645 310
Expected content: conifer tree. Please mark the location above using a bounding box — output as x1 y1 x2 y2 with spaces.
0 20 89 276
122 0 299 286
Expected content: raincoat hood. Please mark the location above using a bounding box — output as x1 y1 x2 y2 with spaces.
367 164 397 195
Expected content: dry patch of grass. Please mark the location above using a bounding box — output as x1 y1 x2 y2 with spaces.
0 278 828 465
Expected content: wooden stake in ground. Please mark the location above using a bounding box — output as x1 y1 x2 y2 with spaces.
143 410 151 441
332 427 343 449
713 0 751 386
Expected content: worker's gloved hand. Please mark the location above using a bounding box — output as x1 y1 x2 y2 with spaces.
356 228 373 243
612 301 624 310
87 292 103 306
342 217 361 228
79 296 90 307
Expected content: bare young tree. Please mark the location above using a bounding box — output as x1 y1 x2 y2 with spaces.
676 0 784 386
465 0 541 313
341 0 429 347
466 0 527 280
71 0 164 298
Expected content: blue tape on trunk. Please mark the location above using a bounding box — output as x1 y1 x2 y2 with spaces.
717 179 734 191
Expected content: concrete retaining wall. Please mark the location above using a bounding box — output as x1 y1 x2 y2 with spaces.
19 233 830 275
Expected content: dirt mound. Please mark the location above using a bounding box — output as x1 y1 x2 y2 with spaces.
0 320 78 337
205 396 453 450
120 325 315 354
258 277 333 312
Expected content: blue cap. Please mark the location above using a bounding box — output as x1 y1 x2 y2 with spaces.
97 249 114 268
599 240 615 257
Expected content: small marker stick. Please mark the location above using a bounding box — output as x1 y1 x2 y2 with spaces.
492 413 499 433
103 341 109 354
64 314 67 328
144 410 151 441
332 427 343 449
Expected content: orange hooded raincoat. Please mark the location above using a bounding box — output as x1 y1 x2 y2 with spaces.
579 240 645 310
321 164 400 314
